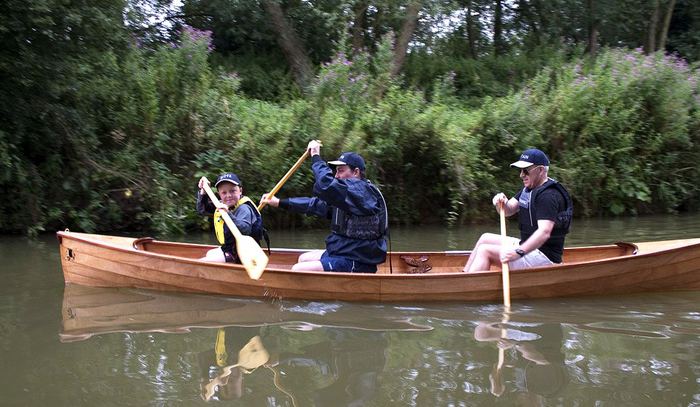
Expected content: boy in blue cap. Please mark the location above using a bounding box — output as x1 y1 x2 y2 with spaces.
196 173 266 263
261 140 388 273
464 148 573 273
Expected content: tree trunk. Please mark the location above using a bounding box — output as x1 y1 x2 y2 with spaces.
261 0 314 90
351 1 369 54
390 1 421 78
465 0 477 59
493 0 505 56
586 0 599 58
518 0 540 47
646 0 660 54
658 0 676 51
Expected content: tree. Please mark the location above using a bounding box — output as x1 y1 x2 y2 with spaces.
493 0 506 56
391 1 422 77
465 0 479 58
587 0 599 57
0 0 129 233
261 0 314 90
646 0 660 53
352 1 370 54
659 0 677 51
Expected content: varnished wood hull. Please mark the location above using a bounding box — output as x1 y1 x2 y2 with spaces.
56 231 700 302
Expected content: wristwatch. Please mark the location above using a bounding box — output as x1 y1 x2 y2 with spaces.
515 248 526 257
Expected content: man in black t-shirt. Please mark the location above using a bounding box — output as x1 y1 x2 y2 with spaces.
464 148 573 273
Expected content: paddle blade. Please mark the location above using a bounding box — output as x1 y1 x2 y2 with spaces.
237 335 270 370
236 235 269 280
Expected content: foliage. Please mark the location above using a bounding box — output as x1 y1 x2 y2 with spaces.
2 1 700 235
471 48 700 216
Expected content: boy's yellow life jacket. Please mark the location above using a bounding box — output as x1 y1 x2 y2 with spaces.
213 196 259 244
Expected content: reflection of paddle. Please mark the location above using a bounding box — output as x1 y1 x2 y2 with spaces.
498 202 511 308
496 201 511 397
202 335 270 401
488 309 509 397
258 141 321 211
202 181 268 280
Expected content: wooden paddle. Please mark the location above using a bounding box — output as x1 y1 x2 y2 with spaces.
202 335 270 400
258 141 321 211
499 202 511 308
203 181 268 280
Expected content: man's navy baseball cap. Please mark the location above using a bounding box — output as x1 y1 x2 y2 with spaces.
214 172 241 187
510 148 550 168
328 152 366 171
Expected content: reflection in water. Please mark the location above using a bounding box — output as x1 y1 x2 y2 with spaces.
55 285 700 406
188 324 387 405
310 329 386 406
60 285 417 405
474 319 569 402
201 334 270 401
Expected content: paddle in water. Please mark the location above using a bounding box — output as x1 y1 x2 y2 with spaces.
202 180 268 280
494 202 512 395
499 202 511 308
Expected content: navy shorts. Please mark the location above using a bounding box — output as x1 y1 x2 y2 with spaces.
320 251 377 273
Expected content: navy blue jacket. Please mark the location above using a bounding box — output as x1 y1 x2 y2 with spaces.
279 155 388 265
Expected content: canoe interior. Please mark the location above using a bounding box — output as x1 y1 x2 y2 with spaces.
133 237 639 274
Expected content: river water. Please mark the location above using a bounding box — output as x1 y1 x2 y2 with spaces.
2 214 700 406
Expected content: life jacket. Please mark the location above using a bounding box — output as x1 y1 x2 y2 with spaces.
517 178 573 239
214 196 267 246
331 182 388 240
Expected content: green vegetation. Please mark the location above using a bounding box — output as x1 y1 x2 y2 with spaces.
1 0 699 235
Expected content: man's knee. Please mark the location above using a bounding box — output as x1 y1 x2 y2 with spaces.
476 244 501 260
292 261 324 272
298 250 323 263
479 233 502 244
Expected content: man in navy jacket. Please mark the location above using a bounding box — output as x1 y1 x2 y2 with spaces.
262 140 388 273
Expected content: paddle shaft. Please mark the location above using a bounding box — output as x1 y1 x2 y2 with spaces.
203 183 245 241
258 146 316 211
499 203 511 308
202 181 269 280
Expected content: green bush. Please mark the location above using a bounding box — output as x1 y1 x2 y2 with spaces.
2 30 699 235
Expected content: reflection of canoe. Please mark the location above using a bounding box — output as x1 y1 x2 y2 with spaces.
60 285 432 342
56 230 700 302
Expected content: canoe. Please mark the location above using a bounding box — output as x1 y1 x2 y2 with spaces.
56 230 700 302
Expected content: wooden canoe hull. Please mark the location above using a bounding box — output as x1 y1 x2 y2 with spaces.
56 231 700 302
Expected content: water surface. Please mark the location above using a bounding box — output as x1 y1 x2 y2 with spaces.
1 214 700 406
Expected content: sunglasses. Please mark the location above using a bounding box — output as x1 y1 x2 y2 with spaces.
520 165 541 176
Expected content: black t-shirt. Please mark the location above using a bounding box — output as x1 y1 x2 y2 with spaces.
515 186 567 263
